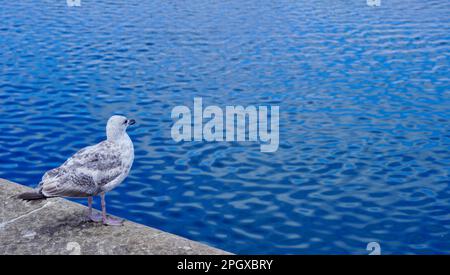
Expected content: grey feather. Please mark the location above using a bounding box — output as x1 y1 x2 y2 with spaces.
38 141 126 198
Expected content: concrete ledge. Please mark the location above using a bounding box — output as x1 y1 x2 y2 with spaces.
0 179 230 255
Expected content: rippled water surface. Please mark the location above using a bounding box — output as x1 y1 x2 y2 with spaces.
1 0 450 254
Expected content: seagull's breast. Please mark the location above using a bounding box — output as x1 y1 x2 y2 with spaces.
120 135 134 169
100 135 134 192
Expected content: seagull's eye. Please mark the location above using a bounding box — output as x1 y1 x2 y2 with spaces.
123 120 128 125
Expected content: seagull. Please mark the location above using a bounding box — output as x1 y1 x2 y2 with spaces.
18 115 135 226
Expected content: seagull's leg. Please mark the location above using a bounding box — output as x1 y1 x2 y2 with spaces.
87 196 102 222
88 196 92 215
100 192 123 226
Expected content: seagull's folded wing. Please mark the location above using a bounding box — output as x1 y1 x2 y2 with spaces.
40 141 123 198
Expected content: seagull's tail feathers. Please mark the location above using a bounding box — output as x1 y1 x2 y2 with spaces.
17 190 47 201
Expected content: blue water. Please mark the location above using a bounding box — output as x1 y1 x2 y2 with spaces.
1 0 450 254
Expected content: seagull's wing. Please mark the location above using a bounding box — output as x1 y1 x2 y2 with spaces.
39 141 124 197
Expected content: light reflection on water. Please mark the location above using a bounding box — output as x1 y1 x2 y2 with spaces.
0 0 449 254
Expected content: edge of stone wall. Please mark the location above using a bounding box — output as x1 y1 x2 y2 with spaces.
0 178 231 255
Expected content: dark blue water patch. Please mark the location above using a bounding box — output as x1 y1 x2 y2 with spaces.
1 0 450 254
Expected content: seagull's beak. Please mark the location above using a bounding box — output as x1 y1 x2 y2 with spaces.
128 119 136 126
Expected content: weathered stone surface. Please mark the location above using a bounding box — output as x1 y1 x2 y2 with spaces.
0 179 230 255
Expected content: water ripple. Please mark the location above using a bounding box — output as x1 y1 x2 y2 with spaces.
0 0 449 254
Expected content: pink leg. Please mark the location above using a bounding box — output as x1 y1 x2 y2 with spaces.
101 193 123 226
87 196 102 222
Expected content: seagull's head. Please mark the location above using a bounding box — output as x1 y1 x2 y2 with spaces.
106 115 136 141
